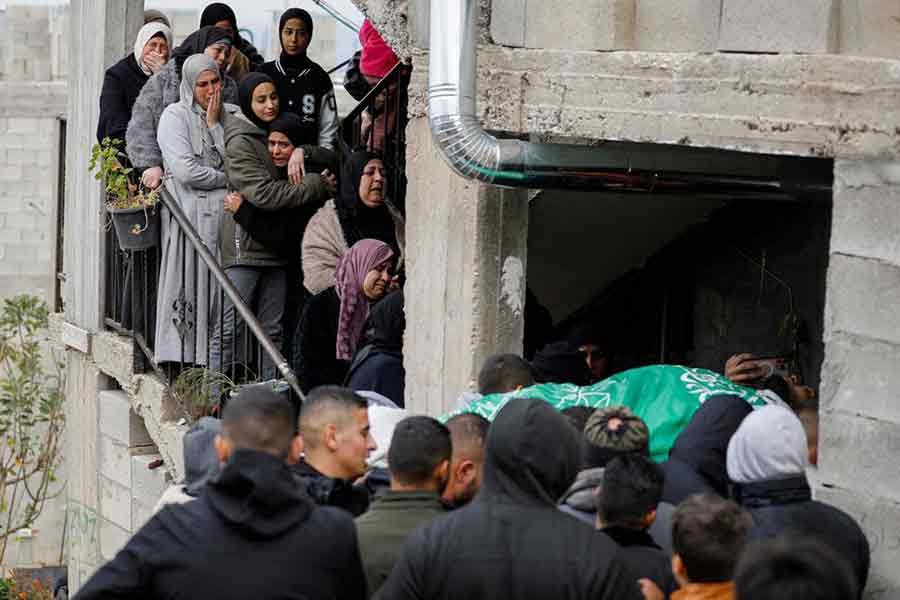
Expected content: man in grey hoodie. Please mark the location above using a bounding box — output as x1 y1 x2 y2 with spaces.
558 406 676 553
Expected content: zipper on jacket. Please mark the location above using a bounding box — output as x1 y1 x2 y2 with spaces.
234 223 241 261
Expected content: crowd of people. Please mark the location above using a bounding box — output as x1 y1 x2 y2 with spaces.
83 4 870 599
98 3 403 396
73 348 868 600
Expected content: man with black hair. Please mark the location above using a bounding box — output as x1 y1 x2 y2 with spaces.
477 353 535 395
355 416 451 597
559 407 675 553
596 455 677 596
734 537 858 600
74 387 366 600
442 412 489 507
380 399 642 600
296 386 376 516
665 494 751 600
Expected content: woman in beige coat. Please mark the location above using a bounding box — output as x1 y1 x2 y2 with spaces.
302 150 404 294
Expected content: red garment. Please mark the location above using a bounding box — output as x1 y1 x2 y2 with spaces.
359 20 398 79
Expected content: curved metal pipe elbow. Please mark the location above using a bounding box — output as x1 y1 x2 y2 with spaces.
427 0 519 185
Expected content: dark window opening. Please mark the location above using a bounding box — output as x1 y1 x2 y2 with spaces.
526 152 833 390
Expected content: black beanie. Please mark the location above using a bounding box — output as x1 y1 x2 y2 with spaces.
268 112 305 147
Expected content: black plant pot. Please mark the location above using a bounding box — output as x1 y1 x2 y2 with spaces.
109 205 159 250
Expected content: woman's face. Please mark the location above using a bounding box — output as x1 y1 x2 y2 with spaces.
362 259 393 300
252 82 279 124
204 42 231 70
268 131 295 167
358 159 387 208
281 18 311 56
142 34 169 64
193 69 222 110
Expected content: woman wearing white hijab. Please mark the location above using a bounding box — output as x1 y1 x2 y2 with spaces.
154 54 241 367
97 21 172 143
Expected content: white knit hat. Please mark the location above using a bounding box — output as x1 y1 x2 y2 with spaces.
726 405 807 484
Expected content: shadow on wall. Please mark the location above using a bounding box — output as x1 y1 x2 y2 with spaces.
528 193 831 389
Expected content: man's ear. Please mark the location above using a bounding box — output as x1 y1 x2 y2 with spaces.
287 435 304 465
458 459 476 483
214 434 231 466
324 423 339 452
643 508 658 529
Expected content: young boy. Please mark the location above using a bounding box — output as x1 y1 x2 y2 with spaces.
643 494 751 600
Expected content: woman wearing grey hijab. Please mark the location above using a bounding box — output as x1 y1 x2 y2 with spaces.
155 54 241 366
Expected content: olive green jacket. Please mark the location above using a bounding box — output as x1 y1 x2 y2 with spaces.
221 111 333 268
355 491 447 598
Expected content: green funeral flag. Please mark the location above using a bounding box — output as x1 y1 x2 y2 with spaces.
443 365 775 462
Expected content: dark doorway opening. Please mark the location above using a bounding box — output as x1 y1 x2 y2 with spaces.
526 153 833 389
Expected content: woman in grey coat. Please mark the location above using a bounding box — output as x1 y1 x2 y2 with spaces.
154 53 240 366
126 26 238 191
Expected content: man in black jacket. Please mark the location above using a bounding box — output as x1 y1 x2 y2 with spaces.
595 455 678 597
295 386 376 516
379 398 643 600
73 386 366 600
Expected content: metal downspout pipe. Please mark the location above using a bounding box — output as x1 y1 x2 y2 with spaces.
427 0 829 195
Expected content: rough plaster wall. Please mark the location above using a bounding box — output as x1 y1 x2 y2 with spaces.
819 160 900 598
404 117 528 414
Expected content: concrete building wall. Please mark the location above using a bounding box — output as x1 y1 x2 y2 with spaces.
356 1 900 596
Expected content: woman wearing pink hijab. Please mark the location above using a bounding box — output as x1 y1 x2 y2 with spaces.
294 239 394 393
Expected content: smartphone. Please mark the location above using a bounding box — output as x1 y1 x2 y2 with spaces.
753 356 790 380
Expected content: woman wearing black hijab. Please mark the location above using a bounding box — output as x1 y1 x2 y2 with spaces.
212 74 335 378
302 149 405 295
258 8 337 150
199 3 264 80
223 111 337 359
345 289 406 407
126 25 239 189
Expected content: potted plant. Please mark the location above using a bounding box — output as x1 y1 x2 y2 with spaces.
89 137 160 250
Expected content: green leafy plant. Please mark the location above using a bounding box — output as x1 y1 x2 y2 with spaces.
88 137 159 211
172 367 240 423
0 576 12 600
0 296 65 565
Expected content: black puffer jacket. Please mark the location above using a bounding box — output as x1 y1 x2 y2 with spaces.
97 54 149 144
661 394 752 504
735 476 870 598
74 450 366 600
379 398 643 600
602 527 678 597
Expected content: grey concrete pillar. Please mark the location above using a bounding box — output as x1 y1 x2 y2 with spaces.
63 0 143 330
818 159 900 597
404 117 529 415
63 1 142 593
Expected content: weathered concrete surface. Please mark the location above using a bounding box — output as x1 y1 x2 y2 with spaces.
817 485 900 600
825 254 900 347
819 159 900 598
719 0 839 54
839 0 900 59
404 117 528 415
634 0 720 52
63 0 142 331
832 160 900 266
410 49 900 160
493 0 635 51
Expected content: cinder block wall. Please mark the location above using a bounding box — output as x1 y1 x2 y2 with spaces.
356 1 900 596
